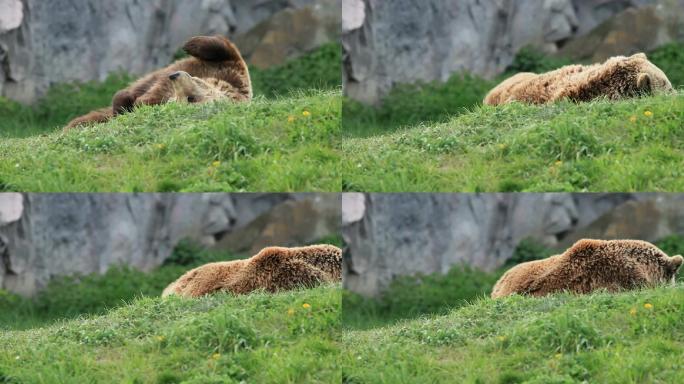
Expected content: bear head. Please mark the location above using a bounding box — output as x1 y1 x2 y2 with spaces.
625 53 674 95
169 71 227 104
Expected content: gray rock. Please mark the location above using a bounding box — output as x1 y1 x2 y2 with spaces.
0 193 339 296
342 193 684 297
0 0 339 103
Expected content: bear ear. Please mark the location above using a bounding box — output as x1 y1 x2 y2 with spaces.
671 255 683 271
631 52 647 60
637 73 652 91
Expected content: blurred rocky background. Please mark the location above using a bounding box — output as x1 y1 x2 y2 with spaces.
0 193 340 296
0 0 340 103
343 0 684 104
343 193 684 296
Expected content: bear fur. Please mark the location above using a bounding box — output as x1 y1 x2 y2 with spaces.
162 244 341 298
484 53 673 106
491 239 683 299
65 35 252 130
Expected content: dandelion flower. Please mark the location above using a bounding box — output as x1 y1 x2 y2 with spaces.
554 353 562 359
287 115 296 123
629 116 637 123
211 161 220 167
644 110 653 117
644 303 653 310
629 307 637 316
211 353 221 360
156 335 165 342
555 160 562 166
156 143 165 150
302 110 311 117
302 303 311 309
497 336 506 342
287 308 295 316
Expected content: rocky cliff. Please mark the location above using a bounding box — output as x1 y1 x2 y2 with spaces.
343 193 684 296
0 0 339 103
0 193 339 296
343 0 684 104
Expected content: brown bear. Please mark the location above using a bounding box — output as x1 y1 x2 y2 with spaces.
484 53 673 106
65 35 252 130
491 239 683 299
162 244 342 298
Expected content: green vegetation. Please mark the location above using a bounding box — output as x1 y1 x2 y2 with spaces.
0 89 339 192
342 93 684 192
0 74 133 138
342 286 684 383
342 235 684 383
251 42 341 98
0 240 341 383
0 285 340 383
0 241 231 329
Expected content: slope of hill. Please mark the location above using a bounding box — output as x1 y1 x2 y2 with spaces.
342 285 684 383
342 93 684 192
0 284 341 383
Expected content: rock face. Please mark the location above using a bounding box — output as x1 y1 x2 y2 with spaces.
343 0 677 104
342 193 684 297
0 193 339 296
0 0 340 103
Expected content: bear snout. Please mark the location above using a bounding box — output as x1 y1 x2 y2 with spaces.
169 72 182 81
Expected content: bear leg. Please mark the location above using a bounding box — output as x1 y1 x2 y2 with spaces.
112 90 136 115
183 35 241 62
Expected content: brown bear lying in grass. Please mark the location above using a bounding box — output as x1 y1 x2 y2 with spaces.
65 35 251 130
491 239 682 298
484 53 673 105
162 244 341 298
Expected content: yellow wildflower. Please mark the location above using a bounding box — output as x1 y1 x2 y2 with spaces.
211 353 221 360
287 115 296 123
629 115 637 123
287 308 295 316
302 303 311 309
644 110 653 117
211 161 220 167
156 143 165 150
497 336 506 342
554 160 562 167
644 303 653 310
302 110 311 117
554 353 562 359
629 307 637 316
156 335 165 342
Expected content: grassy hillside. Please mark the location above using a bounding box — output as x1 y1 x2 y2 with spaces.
342 93 684 192
342 235 684 383
0 284 340 383
0 90 339 192
0 241 341 383
342 286 684 384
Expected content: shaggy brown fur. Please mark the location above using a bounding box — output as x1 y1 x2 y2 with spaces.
65 35 251 130
484 53 673 105
491 239 683 299
162 244 341 298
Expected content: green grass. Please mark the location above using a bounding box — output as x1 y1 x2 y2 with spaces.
342 235 684 383
341 93 684 192
342 286 684 383
0 284 340 383
0 90 340 192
